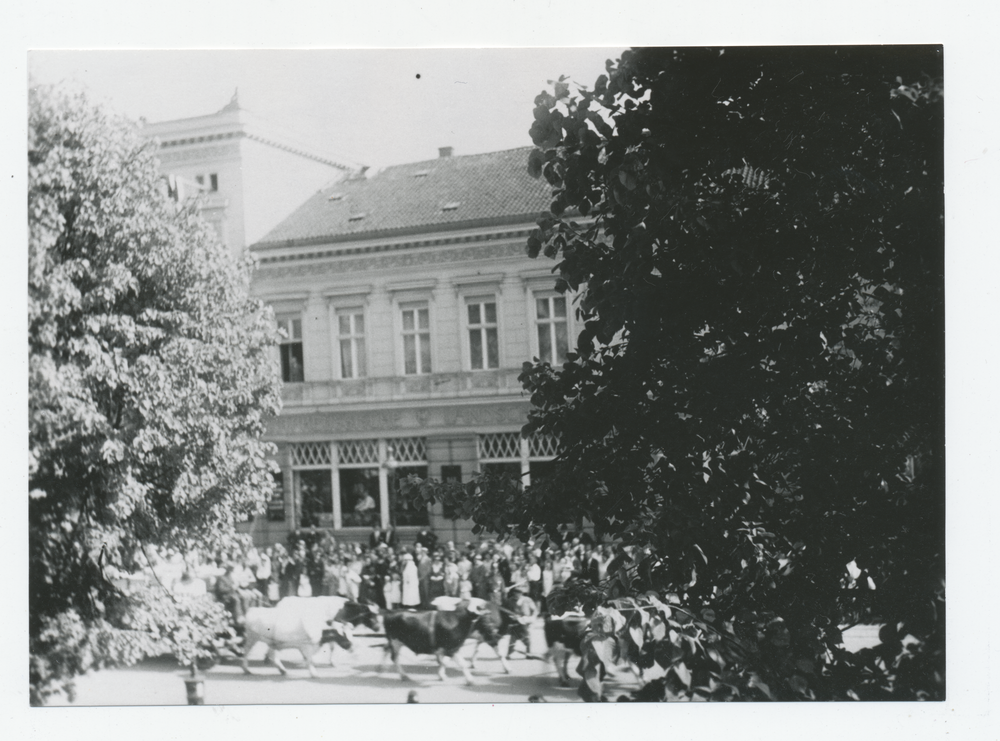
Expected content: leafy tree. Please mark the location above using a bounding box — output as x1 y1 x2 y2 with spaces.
411 46 944 700
28 86 282 704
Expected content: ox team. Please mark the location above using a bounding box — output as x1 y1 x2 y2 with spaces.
169 528 622 688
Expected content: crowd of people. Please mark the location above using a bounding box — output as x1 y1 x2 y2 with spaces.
129 526 621 634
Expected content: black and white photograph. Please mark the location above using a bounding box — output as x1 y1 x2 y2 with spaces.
10 4 999 739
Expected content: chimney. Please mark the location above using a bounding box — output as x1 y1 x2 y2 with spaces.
438 146 453 158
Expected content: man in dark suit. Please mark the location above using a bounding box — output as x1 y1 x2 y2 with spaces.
469 553 489 600
416 543 433 609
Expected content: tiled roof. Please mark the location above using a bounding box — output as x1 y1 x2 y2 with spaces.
254 146 552 248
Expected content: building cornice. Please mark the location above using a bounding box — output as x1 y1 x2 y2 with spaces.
253 210 553 249
152 130 354 172
158 130 244 148
253 224 538 266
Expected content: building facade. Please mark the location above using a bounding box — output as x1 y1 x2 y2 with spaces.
248 146 566 546
142 93 353 255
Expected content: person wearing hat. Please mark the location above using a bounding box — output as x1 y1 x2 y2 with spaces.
400 552 421 609
214 562 245 628
457 550 473 599
443 552 460 597
486 560 506 605
469 553 489 600
369 524 388 550
503 584 538 659
428 552 446 602
526 553 543 604
416 544 433 609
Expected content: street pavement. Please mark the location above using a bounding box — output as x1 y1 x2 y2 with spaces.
47 619 638 706
46 621 882 707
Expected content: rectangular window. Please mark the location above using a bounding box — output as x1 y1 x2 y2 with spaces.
337 309 366 379
536 295 569 365
441 465 462 484
339 468 380 528
467 299 499 370
478 432 560 488
401 304 431 375
529 459 557 486
209 173 218 192
278 316 304 383
296 470 332 529
483 461 523 480
390 465 430 526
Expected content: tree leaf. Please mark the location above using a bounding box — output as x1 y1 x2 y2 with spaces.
628 624 644 651
527 148 544 179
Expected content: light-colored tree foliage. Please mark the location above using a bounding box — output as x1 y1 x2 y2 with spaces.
28 86 282 704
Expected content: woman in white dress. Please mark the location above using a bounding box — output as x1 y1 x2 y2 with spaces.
400 553 420 609
443 555 460 597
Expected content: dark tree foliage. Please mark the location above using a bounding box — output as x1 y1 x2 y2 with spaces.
410 46 944 700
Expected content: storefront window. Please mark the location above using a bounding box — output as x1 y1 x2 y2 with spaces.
340 468 380 528
289 438 427 530
529 460 556 485
390 465 430 526
478 433 559 488
482 461 523 481
296 470 332 528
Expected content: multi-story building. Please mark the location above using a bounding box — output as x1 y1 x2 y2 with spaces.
248 145 567 546
145 97 567 547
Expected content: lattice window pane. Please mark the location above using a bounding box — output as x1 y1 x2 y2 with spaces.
529 434 561 459
291 442 331 467
478 432 521 461
338 439 380 465
388 437 426 463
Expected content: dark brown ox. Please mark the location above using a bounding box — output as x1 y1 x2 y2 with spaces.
431 596 513 674
544 612 590 686
544 610 647 689
382 600 488 684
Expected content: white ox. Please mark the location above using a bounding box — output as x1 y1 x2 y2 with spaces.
241 596 355 678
